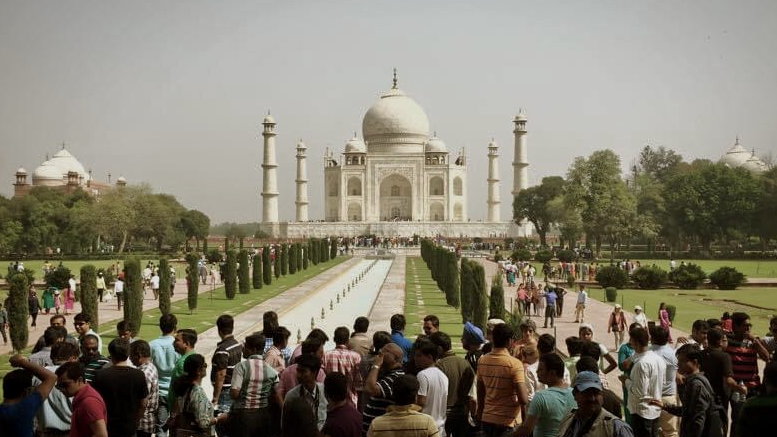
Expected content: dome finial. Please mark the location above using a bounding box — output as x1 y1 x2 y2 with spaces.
735 135 740 145
392 68 398 89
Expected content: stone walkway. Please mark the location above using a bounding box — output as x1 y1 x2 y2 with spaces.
366 256 406 334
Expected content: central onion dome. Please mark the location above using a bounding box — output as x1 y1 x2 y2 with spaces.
50 148 88 180
720 137 751 168
362 83 430 146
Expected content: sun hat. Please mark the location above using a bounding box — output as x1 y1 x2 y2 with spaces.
614 304 622 309
634 305 643 311
574 371 603 391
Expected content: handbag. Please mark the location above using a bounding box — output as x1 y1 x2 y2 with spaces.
171 388 210 437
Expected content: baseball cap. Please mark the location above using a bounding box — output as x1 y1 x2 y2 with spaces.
574 371 603 392
634 305 643 311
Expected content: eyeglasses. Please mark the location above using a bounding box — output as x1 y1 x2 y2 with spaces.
74 322 86 327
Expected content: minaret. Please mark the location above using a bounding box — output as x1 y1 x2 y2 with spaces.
295 139 309 222
261 112 279 223
512 108 528 196
487 139 501 222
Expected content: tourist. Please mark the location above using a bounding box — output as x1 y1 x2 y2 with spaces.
423 314 440 336
676 320 709 350
626 326 665 437
0 302 7 345
324 326 362 406
579 324 618 374
1 355 58 437
285 354 328 430
555 287 567 317
648 326 678 437
290 328 329 363
461 322 485 372
55 362 108 437
130 340 160 437
557 371 634 437
211 315 243 432
363 343 406 434
169 328 198 409
359 331 393 413
265 326 290 373
576 356 623 418
413 339 448 436
350 316 373 357
62 282 75 316
633 306 648 329
476 323 529 437
323 372 362 437
564 336 584 383
608 304 628 350
278 338 327 398
262 311 279 354
151 271 160 300
574 284 588 323
170 354 225 437
230 333 282 437
29 326 61 367
34 341 79 437
651 344 724 437
721 312 733 333
617 324 640 425
516 353 576 437
73 312 102 354
32 315 78 353
117 320 137 342
68 275 77 304
114 275 124 311
737 360 777 436
92 338 149 437
513 319 539 358
543 287 557 328
701 328 739 433
429 331 475 437
366 374 439 437
29 288 40 327
390 314 413 363
658 303 672 342
150 313 180 437
79 334 109 383
42 286 55 315
521 344 542 401
96 271 106 302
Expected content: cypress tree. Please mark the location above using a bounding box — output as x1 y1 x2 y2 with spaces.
80 265 99 327
274 246 281 278
252 252 263 289
322 239 330 262
262 246 272 285
225 250 237 299
459 258 474 323
8 272 29 353
238 250 250 294
184 254 199 313
203 238 208 254
124 258 144 331
310 239 319 265
158 257 172 315
472 262 488 330
489 273 505 320
281 244 288 276
330 238 338 259
445 252 460 308
302 244 309 270
289 244 297 275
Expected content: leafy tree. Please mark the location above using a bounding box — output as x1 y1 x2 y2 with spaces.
534 250 553 264
7 272 29 353
511 249 532 262
754 167 777 248
185 254 199 312
262 246 272 285
225 250 237 299
489 273 505 320
181 209 210 251
238 250 250 294
252 252 263 289
513 176 565 247
45 265 71 290
638 145 683 184
547 196 583 248
80 265 99 326
158 257 172 315
124 258 143 331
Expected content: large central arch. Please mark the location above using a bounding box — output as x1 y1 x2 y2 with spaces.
379 174 412 221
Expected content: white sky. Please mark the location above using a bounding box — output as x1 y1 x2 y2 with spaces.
1 1 776 223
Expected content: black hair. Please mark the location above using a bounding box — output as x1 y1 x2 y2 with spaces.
576 355 600 373
173 354 206 396
217 314 234 335
423 314 440 328
707 328 725 347
296 354 322 374
707 319 722 329
393 374 420 405
630 326 650 348
565 336 583 356
650 325 670 346
492 323 513 348
177 329 198 348
44 326 62 346
390 314 406 331
80 333 99 346
130 339 152 358
732 312 750 328
306 328 329 344
262 311 279 337
301 338 323 356
273 327 290 346
52 341 80 363
108 338 131 362
414 339 440 361
324 372 348 403
55 361 84 382
371 331 392 355
691 319 709 333
537 333 556 355
2 369 32 400
429 331 452 353
117 320 135 335
73 313 91 324
159 313 178 334
245 333 266 353
334 326 350 345
676 343 703 364
353 316 369 333
539 352 565 378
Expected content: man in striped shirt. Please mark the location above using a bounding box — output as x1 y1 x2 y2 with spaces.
476 323 528 437
211 315 243 436
230 333 282 437
363 343 406 435
324 327 362 406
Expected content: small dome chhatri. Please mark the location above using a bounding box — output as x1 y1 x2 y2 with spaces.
344 134 366 153
425 134 448 153
720 136 750 168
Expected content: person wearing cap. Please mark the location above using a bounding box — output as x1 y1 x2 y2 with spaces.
608 305 628 351
558 371 634 437
633 306 648 329
462 322 485 373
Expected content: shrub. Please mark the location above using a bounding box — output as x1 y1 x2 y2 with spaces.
330 239 338 260
557 249 577 263
460 258 475 323
534 250 553 264
605 287 617 302
280 244 288 276
669 263 706 289
302 244 309 270
493 253 504 262
45 265 70 290
184 254 199 312
124 258 144 330
225 250 237 299
238 250 250 294
262 246 272 285
489 274 505 320
631 266 668 290
511 249 532 262
289 245 297 275
666 304 677 322
79 265 98 327
158 257 172 315
596 265 629 289
205 249 223 263
252 252 263 289
8 272 29 353
709 267 746 290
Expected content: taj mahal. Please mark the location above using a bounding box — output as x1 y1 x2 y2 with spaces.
258 72 531 238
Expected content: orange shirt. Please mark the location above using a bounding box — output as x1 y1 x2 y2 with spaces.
478 348 525 427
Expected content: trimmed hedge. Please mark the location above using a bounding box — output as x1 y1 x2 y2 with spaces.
124 258 144 330
596 265 629 289
224 250 237 299
534 250 553 264
252 252 263 289
510 249 531 262
238 250 250 294
158 257 172 315
631 265 668 290
8 272 29 352
605 287 617 302
79 265 98 327
489 274 505 320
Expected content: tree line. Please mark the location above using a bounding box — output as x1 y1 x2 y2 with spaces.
514 146 777 256
0 184 210 256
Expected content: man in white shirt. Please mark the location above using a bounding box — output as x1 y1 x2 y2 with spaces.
414 339 449 436
150 273 160 300
627 326 665 437
574 285 588 323
114 277 124 310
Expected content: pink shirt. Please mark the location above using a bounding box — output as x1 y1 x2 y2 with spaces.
277 363 326 398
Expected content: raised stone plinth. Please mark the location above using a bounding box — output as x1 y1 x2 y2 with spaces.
260 220 530 238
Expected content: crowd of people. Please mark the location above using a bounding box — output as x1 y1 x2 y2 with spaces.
2 301 777 437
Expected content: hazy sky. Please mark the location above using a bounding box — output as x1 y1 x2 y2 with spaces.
2 1 776 224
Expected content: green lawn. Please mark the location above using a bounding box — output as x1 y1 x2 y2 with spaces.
617 259 777 278
2 259 190 283
0 256 349 397
588 286 777 336
405 257 466 355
